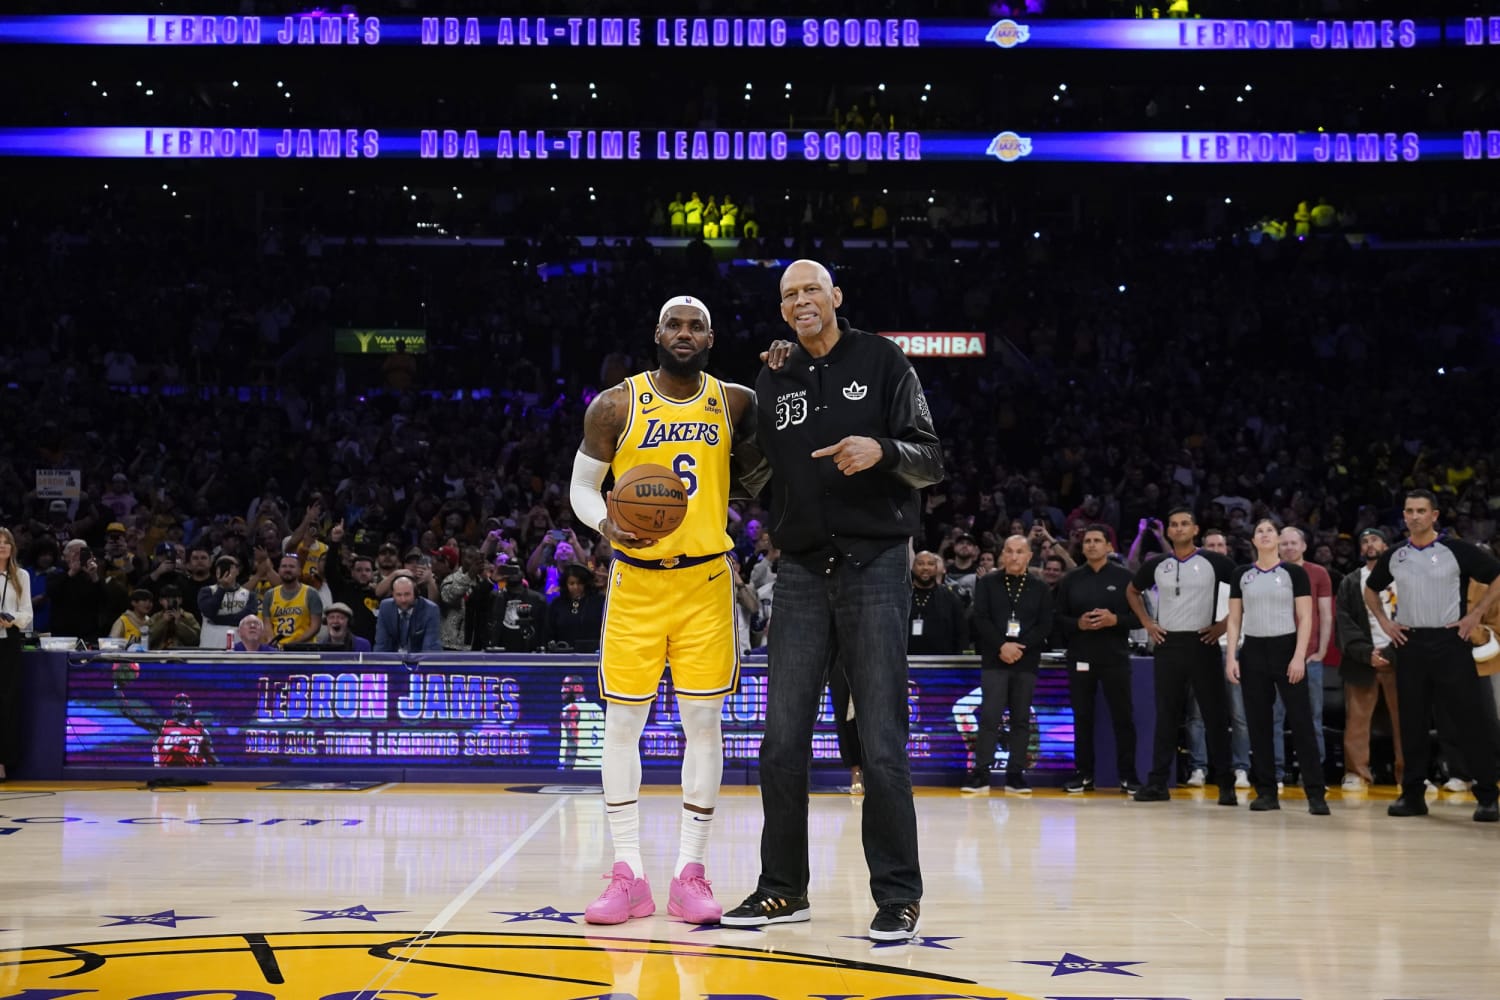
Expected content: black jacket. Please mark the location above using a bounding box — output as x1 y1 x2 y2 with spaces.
489 584 549 652
325 541 379 642
1336 568 1394 686
908 583 968 655
1055 561 1140 666
973 571 1054 672
50 571 108 640
755 320 944 566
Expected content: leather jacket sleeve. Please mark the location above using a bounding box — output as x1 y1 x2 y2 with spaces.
1336 572 1374 667
728 403 772 501
875 366 944 489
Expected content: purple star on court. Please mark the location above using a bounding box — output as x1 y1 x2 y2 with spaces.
841 934 961 949
100 910 212 928
492 906 587 924
1016 951 1143 977
299 904 406 922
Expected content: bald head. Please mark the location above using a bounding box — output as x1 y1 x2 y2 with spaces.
781 259 833 289
912 550 943 586
779 259 843 341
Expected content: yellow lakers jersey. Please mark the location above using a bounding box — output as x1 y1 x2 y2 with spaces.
115 613 144 645
612 372 733 559
266 584 316 642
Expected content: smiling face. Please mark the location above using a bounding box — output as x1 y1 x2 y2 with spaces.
238 617 264 644
778 260 843 340
912 552 942 585
1277 526 1306 564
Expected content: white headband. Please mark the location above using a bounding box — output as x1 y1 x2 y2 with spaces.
658 295 711 330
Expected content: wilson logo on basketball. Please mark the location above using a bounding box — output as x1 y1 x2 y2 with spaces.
634 483 685 501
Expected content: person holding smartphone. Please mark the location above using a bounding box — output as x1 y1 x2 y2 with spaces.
148 585 201 650
527 526 583 600
0 527 34 781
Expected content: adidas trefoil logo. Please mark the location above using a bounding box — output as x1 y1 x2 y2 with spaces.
842 381 868 401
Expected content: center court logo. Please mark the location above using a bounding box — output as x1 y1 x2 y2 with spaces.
985 18 1032 47
986 131 1033 161
0 931 1029 999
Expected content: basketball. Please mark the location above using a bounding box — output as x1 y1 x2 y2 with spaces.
608 463 688 541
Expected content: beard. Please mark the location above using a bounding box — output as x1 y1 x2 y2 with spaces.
657 342 712 378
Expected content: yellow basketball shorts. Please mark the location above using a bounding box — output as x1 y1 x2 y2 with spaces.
599 553 741 704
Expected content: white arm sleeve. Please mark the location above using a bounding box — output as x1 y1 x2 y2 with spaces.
570 451 611 533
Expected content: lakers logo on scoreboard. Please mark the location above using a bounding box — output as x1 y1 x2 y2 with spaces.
986 131 1034 161
985 19 1032 48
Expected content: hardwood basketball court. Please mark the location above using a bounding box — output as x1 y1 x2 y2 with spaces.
1 780 1495 999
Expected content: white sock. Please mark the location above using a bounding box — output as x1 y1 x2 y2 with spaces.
675 696 725 878
606 802 643 876
675 806 712 878
601 701 651 875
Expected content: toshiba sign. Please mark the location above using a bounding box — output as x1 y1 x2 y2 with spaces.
880 332 987 357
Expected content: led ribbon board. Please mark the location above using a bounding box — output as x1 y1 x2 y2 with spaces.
67 655 1078 776
2 127 1498 163
4 14 1498 49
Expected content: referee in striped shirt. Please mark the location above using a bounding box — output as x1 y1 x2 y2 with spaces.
1127 507 1239 804
1365 489 1500 822
1225 518 1328 814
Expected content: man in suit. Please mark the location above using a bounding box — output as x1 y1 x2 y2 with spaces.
374 572 441 653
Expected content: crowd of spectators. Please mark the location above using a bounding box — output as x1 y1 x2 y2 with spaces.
3 189 1499 656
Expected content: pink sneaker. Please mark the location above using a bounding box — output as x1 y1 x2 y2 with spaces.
585 862 655 925
667 863 722 924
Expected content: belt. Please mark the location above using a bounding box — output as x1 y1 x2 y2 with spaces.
611 550 726 571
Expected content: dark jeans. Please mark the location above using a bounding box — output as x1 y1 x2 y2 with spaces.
1067 654 1137 782
0 630 21 769
1148 632 1233 790
974 667 1038 776
758 543 921 906
1395 629 1499 806
1239 634 1325 799
826 661 863 769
